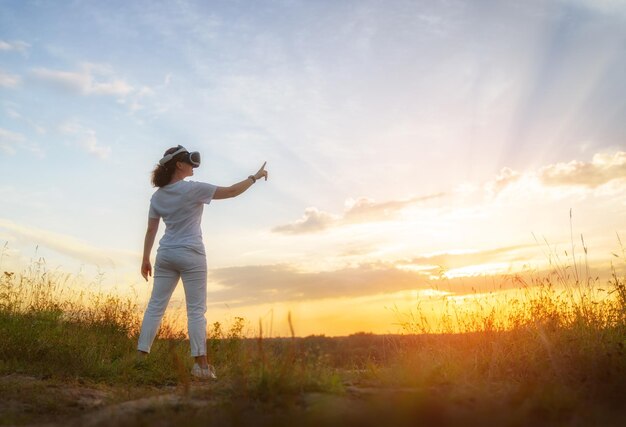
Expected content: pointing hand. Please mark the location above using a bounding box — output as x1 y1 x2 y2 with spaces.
255 161 268 181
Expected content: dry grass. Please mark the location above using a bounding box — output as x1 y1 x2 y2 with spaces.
0 249 342 397
0 241 625 426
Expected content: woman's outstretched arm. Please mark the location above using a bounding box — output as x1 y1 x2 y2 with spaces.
141 217 160 281
213 161 268 200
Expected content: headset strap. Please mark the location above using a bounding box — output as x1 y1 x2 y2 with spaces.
159 146 188 165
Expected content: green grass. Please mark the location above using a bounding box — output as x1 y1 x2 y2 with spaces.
0 261 344 396
0 248 625 426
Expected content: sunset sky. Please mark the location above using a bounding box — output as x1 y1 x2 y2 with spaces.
1 0 625 336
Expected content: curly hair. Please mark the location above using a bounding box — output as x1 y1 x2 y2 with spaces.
151 146 189 187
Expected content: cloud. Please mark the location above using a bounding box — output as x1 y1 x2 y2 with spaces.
0 218 139 269
117 85 155 113
272 193 444 235
396 244 535 271
0 69 21 88
343 194 444 222
482 151 626 195
29 63 160 114
559 0 626 18
271 207 338 234
4 106 46 136
30 63 134 97
5 108 21 119
206 254 546 307
0 127 25 155
59 122 111 159
0 127 44 158
538 152 626 188
485 167 521 194
0 40 30 53
208 262 430 306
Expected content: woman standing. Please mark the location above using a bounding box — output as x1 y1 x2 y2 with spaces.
138 145 268 379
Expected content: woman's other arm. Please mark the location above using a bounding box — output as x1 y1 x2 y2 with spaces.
141 217 160 281
213 161 268 200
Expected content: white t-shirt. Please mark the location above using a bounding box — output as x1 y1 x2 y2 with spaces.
148 180 217 255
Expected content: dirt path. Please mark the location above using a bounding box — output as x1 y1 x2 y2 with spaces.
73 391 215 427
5 374 625 427
1 374 390 427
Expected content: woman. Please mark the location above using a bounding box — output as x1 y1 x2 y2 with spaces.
138 145 268 379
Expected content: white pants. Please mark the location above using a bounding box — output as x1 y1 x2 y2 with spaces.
137 247 207 357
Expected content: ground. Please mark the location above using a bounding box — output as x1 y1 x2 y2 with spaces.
2 371 625 427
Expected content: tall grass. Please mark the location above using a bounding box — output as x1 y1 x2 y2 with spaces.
0 254 178 385
0 242 625 425
0 250 342 397
379 249 626 422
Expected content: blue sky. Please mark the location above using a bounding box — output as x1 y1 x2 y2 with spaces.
1 0 625 335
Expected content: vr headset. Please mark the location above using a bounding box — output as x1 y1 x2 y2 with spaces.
159 145 201 168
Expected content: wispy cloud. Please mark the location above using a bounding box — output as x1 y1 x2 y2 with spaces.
396 245 535 272
4 106 46 135
59 122 111 159
0 218 139 269
0 69 21 88
273 193 444 235
0 40 30 53
30 63 133 97
117 85 155 113
0 127 25 155
0 127 44 158
343 194 444 222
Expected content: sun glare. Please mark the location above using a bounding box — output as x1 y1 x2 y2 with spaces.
442 262 511 279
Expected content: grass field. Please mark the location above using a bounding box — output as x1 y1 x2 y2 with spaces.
0 251 625 426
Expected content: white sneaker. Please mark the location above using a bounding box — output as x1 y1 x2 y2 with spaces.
191 363 217 380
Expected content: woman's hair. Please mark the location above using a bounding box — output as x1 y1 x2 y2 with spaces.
151 146 188 187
